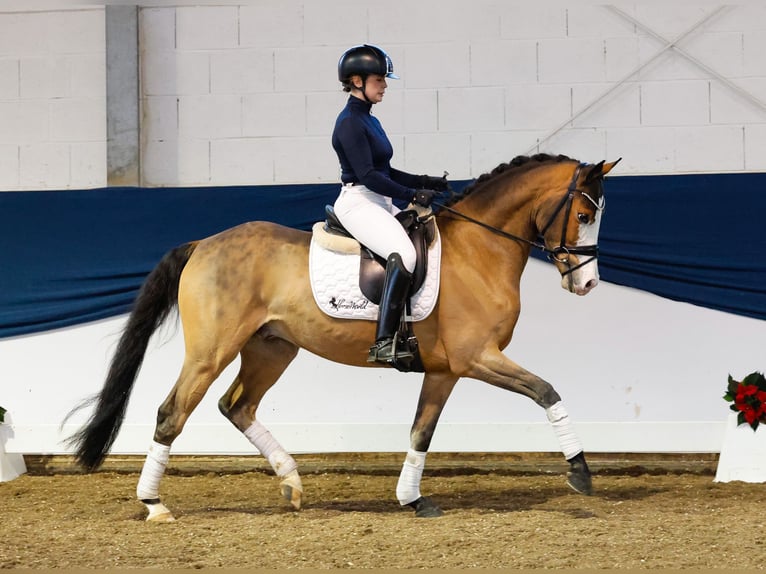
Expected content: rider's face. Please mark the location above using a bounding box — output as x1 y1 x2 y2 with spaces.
351 74 387 104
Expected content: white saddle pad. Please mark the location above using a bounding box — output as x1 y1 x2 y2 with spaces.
309 226 441 321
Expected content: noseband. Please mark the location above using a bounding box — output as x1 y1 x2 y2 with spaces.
435 163 605 278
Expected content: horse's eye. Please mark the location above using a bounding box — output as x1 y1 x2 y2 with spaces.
577 212 590 224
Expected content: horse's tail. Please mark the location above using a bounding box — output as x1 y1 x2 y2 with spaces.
65 242 198 471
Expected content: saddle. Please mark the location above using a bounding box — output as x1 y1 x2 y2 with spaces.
322 205 436 305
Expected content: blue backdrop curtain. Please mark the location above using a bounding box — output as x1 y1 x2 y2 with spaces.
1 172 764 338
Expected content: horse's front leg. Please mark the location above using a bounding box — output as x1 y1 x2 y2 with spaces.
397 371 458 518
467 348 592 495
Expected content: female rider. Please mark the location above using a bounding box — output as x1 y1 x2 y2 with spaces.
331 44 446 365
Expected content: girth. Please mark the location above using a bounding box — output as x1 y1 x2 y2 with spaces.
323 205 435 305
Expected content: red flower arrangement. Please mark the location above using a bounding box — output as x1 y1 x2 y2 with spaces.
724 372 766 431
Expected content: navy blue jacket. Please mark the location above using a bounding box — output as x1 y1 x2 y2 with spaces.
332 96 421 202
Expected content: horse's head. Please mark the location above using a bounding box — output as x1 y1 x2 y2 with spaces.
536 159 621 296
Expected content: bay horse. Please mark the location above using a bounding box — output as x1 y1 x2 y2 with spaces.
67 153 620 521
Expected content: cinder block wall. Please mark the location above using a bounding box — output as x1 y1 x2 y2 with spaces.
2 2 765 190
0 7 106 191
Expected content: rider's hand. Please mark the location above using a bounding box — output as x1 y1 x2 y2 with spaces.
413 189 437 207
420 175 448 191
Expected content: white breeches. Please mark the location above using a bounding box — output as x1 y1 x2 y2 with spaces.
333 184 417 272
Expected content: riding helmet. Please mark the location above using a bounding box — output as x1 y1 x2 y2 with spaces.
338 44 399 82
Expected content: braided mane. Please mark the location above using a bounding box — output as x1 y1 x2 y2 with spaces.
443 153 577 207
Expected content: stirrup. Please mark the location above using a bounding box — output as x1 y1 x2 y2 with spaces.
367 336 415 364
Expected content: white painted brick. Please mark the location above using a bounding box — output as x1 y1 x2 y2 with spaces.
369 0 502 44
743 31 766 77
176 6 237 50
242 93 306 137
438 87 505 133
274 47 342 93
178 95 241 139
0 144 19 189
306 91 343 136
0 101 48 144
404 42 470 89
210 138 275 185
634 4 715 38
304 2 368 46
572 82 641 128
142 138 210 186
0 59 19 100
674 126 744 172
50 99 106 142
679 32 744 79
540 128 606 165
20 57 71 99
605 127 677 174
45 9 105 55
640 80 710 126
69 54 105 99
139 7 176 53
0 13 47 55
710 79 766 125
605 36 639 82
505 84 571 131
239 3 303 48
471 40 537 86
470 130 546 176
273 137 338 183
499 5 567 40
142 51 210 96
708 5 766 33
70 142 106 188
211 49 274 95
637 37 706 82
19 143 70 189
745 124 766 170
402 133 471 179
567 5 636 38
141 96 178 142
538 38 606 84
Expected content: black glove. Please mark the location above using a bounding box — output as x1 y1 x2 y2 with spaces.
413 189 437 207
420 174 448 191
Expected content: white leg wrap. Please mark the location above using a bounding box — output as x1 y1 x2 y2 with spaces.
546 401 583 460
244 420 297 477
136 441 170 500
396 449 427 506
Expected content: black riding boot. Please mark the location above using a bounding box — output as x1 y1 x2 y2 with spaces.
367 253 414 364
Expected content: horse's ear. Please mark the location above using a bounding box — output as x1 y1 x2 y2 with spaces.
584 158 621 183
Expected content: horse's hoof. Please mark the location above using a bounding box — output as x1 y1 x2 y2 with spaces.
144 501 176 523
567 467 593 495
280 470 303 510
407 496 444 518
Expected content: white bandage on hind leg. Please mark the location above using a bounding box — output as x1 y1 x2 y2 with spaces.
396 449 427 506
136 441 171 500
545 401 583 460
244 421 298 477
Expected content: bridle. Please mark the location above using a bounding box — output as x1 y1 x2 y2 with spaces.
433 163 605 278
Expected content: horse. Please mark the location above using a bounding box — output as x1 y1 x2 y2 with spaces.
66 153 620 521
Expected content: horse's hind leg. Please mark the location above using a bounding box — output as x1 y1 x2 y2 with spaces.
136 351 237 522
218 334 302 509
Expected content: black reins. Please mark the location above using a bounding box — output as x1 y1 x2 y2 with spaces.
432 163 604 277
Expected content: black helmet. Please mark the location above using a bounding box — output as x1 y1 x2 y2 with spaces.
338 44 399 82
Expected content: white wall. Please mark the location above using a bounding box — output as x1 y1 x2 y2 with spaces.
0 6 106 191
1 2 765 455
